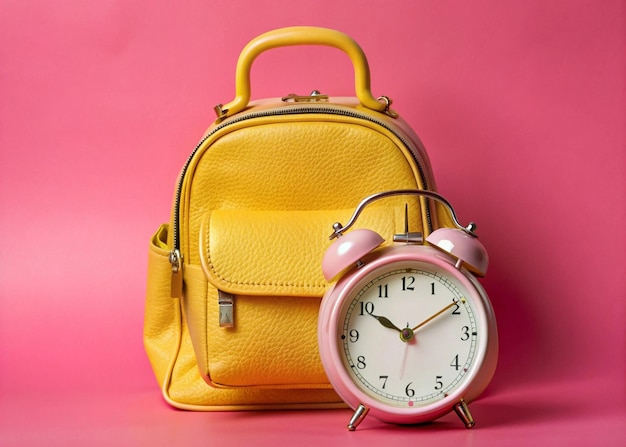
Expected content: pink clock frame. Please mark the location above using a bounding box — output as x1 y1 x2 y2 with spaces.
318 243 499 429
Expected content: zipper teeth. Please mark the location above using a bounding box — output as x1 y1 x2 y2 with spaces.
172 106 432 255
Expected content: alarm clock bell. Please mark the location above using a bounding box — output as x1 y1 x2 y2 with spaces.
322 189 489 280
426 227 488 277
322 228 384 281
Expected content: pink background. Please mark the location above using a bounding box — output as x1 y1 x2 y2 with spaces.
1 0 624 445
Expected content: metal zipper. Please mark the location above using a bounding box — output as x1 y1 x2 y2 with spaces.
169 105 433 280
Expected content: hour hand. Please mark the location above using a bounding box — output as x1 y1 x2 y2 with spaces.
371 314 402 333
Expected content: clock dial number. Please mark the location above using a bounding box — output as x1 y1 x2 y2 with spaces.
379 375 389 389
452 301 461 315
450 354 460 370
403 277 436 295
356 356 366 370
349 329 359 343
405 382 416 397
359 301 375 316
461 326 470 341
401 276 415 291
434 376 444 390
378 284 388 298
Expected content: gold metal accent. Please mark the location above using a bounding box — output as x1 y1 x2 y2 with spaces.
169 249 183 298
214 104 228 119
400 327 415 342
377 95 399 118
411 300 459 331
347 404 369 431
454 399 475 428
281 90 329 103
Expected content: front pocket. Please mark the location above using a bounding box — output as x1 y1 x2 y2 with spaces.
191 206 407 388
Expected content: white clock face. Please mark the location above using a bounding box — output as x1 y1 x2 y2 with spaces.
339 261 482 408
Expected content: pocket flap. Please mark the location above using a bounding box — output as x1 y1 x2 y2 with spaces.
200 207 403 296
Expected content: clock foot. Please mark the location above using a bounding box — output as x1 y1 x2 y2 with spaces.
347 404 370 431
454 399 475 428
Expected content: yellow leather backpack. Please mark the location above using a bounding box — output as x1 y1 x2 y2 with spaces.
144 27 452 410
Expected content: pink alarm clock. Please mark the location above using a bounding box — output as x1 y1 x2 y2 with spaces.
318 189 498 430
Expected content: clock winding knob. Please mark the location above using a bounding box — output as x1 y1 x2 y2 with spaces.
322 228 384 281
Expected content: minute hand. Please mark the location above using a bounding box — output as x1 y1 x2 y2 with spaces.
412 300 461 332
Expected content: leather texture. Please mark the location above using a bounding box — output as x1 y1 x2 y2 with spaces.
201 207 403 297
144 27 447 410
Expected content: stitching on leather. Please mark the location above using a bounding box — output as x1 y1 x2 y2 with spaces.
205 214 327 290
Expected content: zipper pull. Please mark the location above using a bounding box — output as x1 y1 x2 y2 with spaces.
169 249 183 298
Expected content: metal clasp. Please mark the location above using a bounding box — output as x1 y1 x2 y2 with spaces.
214 104 228 119
218 290 235 328
282 90 329 103
377 96 399 118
